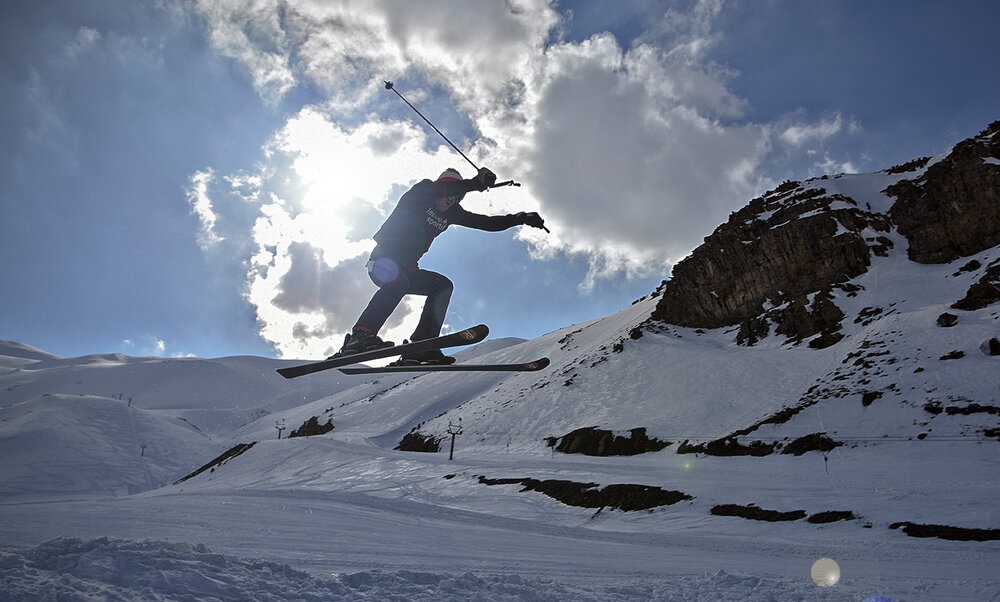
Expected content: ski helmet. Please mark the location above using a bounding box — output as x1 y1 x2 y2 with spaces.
437 168 461 182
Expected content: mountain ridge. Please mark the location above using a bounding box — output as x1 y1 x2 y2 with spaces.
648 120 1000 349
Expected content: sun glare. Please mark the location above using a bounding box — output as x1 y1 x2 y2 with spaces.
250 107 486 357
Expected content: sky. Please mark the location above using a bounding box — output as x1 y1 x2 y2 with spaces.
1 0 998 360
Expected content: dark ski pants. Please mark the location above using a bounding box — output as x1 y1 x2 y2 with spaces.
355 257 453 342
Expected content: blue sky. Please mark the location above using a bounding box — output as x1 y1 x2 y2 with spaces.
1 0 997 360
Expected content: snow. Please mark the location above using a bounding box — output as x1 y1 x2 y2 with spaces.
1 538 893 602
2 168 1000 600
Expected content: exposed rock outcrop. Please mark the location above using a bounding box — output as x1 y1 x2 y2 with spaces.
477 475 692 512
396 431 441 452
889 521 1000 542
649 182 890 344
887 121 1000 263
547 426 671 456
174 442 257 484
648 120 1000 346
288 416 334 438
951 259 1000 310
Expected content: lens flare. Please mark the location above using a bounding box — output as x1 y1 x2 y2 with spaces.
810 557 840 587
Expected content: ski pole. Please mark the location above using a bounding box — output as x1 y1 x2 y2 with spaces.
384 80 479 172
383 81 522 189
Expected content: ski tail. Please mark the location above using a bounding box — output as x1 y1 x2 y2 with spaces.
276 324 489 379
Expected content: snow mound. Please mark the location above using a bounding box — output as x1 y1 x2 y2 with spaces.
1 537 879 602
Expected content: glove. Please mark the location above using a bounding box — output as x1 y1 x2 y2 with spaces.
516 211 546 230
477 167 497 190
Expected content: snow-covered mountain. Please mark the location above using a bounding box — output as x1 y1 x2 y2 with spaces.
1 123 998 601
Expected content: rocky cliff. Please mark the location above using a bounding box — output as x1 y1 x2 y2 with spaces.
888 123 1000 263
647 120 1000 347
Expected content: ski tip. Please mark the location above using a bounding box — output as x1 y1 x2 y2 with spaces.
524 357 550 370
464 324 489 339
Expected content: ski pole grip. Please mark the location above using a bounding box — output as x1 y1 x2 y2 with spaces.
489 180 521 188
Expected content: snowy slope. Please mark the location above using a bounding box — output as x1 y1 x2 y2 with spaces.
0 340 60 363
2 161 999 600
1 344 357 422
0 393 215 499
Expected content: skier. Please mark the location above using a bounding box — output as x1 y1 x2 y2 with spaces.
334 166 546 365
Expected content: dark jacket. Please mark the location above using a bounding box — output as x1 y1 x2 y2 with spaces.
371 177 522 265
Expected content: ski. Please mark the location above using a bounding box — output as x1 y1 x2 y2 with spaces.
276 324 489 379
338 357 550 375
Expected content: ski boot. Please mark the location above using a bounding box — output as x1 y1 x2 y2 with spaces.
391 348 456 367
329 329 393 359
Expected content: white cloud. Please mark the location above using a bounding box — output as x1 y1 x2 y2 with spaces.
120 336 186 358
520 33 769 278
779 113 845 146
189 0 854 356
194 0 298 104
223 172 263 203
243 108 466 357
66 27 101 60
186 169 225 249
769 112 863 176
